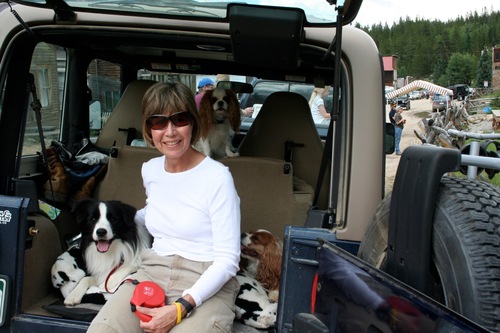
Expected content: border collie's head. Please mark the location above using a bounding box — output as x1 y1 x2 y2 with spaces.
73 199 138 253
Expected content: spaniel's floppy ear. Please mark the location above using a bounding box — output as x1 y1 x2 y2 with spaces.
199 90 214 138
256 239 282 291
226 89 241 132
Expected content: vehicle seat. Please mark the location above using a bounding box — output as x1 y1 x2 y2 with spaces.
220 157 313 237
94 145 161 209
22 214 63 315
238 91 329 209
96 80 157 149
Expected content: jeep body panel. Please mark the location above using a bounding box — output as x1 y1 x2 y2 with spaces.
0 3 386 242
2 1 493 332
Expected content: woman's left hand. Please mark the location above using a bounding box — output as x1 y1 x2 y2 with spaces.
137 304 177 333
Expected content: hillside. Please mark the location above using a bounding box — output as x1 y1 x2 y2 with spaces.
357 9 500 87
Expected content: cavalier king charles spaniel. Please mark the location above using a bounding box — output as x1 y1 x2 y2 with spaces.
195 87 241 159
235 230 282 329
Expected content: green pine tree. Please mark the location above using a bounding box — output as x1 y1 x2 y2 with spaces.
476 48 492 88
446 53 477 86
359 9 499 86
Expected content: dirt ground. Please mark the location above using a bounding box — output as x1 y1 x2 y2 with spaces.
384 98 494 193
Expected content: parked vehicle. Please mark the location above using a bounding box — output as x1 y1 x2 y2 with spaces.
421 89 430 99
447 84 470 100
432 95 451 111
240 79 311 109
238 78 332 138
0 1 498 333
390 94 411 109
408 91 422 100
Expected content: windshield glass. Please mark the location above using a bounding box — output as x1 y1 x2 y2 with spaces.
20 0 341 24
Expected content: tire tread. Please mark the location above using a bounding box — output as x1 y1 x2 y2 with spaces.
436 177 500 330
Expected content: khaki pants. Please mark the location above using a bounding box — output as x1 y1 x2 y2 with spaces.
87 249 239 333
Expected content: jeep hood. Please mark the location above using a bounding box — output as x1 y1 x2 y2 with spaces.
13 0 363 25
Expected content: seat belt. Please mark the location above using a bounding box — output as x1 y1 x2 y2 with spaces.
312 120 334 208
284 141 304 174
27 73 57 201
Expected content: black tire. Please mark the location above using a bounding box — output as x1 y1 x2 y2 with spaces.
358 177 500 331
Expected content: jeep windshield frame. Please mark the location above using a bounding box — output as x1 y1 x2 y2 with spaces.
15 0 363 25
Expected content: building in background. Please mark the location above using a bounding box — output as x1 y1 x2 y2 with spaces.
382 55 398 87
492 46 500 89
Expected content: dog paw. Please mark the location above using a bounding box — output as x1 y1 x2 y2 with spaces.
246 304 277 329
64 292 83 306
268 290 279 303
63 276 93 305
257 303 278 328
226 151 239 158
60 281 79 299
255 315 277 329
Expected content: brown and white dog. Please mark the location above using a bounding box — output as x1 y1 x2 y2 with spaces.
195 87 241 159
240 229 282 302
235 230 282 329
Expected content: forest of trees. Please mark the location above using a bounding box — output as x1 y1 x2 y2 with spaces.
355 8 500 88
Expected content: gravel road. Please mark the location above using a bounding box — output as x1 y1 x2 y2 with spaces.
384 98 494 193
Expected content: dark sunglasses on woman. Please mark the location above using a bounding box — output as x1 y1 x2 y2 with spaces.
147 111 192 130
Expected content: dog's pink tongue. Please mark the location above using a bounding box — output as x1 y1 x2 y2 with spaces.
97 240 110 253
241 246 258 257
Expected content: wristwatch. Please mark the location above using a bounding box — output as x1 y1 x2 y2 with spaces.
175 297 194 316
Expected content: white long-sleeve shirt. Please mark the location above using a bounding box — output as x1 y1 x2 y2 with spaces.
135 156 241 307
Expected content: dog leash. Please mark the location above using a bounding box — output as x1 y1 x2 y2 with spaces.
103 261 173 323
104 260 138 293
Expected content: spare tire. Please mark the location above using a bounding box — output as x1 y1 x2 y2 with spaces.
358 177 500 331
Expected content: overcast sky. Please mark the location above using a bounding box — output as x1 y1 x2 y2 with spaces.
353 0 499 27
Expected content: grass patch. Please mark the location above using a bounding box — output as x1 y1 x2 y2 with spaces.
482 90 500 109
491 96 500 109
415 111 430 118
451 137 500 187
448 171 500 187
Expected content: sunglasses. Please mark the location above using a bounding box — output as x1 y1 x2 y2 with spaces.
146 111 192 130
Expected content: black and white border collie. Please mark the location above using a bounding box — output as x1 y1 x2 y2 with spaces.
51 199 150 305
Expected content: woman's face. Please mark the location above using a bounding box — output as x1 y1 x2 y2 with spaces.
321 88 330 98
150 114 193 160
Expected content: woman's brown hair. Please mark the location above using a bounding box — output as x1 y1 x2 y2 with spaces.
142 82 201 146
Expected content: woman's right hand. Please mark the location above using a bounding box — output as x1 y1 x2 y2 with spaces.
138 304 178 333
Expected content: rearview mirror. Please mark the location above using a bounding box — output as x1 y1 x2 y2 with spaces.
217 81 253 94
